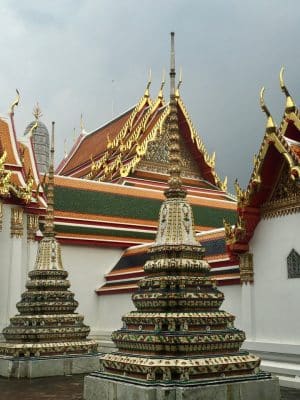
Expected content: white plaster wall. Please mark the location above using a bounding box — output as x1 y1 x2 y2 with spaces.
60 244 123 336
250 213 300 344
0 204 12 331
221 285 242 329
98 293 134 334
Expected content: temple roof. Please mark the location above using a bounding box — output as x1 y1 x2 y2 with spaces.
0 113 46 211
224 71 300 254
53 175 236 247
57 86 228 194
96 227 240 296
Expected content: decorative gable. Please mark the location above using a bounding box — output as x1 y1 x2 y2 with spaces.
137 117 202 180
261 162 300 218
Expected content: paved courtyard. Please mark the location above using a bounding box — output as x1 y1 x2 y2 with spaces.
0 374 299 400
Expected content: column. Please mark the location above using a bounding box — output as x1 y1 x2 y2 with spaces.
0 202 11 332
7 207 24 319
240 252 255 340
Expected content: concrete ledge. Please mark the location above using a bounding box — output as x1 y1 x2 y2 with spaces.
0 353 101 378
83 375 280 400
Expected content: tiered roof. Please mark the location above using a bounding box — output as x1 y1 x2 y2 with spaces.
224 68 300 256
53 175 236 247
57 81 228 193
0 98 46 213
97 228 240 296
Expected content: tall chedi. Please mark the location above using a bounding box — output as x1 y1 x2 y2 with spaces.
84 33 280 400
0 122 99 378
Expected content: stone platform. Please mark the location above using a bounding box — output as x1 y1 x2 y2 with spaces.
0 353 101 378
83 372 280 400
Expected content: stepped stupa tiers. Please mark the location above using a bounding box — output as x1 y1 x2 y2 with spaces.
0 122 99 377
84 33 280 400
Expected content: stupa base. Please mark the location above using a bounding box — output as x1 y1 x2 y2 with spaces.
83 372 280 400
0 353 101 378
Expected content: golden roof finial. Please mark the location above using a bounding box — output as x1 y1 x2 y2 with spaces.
33 103 43 121
80 113 85 132
279 67 296 113
175 66 183 98
221 176 228 192
27 120 38 138
259 87 276 132
9 89 20 115
144 68 152 98
43 122 55 237
64 139 68 159
158 69 166 99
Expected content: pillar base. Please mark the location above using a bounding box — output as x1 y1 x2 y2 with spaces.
84 372 280 400
0 353 101 378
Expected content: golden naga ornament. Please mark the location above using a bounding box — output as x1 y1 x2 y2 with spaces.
9 89 20 115
279 67 296 113
0 151 12 197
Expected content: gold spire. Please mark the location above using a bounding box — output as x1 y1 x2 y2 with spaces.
9 89 20 115
165 32 185 199
80 113 85 132
259 87 276 132
175 66 182 98
158 69 166 99
64 139 68 159
144 68 152 98
279 67 296 113
43 122 55 237
33 103 43 120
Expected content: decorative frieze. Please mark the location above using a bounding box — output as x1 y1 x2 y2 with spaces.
27 214 39 241
239 252 254 283
10 208 23 238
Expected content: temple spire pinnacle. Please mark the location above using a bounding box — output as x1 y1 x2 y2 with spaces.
259 87 276 132
43 122 55 237
158 69 166 99
279 67 296 113
175 66 183 98
9 89 20 115
165 32 185 199
144 68 152 98
33 102 43 121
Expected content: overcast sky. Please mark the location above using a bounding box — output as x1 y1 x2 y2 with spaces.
0 0 299 190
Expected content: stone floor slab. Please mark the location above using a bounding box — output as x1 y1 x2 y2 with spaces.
0 374 298 400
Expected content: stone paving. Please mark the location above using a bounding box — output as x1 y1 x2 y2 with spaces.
0 374 299 400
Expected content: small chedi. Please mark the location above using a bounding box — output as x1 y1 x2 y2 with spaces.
0 123 97 359
98 34 263 384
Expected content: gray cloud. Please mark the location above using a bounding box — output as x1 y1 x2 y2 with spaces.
0 0 299 190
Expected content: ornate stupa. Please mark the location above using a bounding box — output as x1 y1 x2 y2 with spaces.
0 122 97 358
96 33 266 384
24 104 50 174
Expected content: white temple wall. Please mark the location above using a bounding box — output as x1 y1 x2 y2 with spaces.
60 244 123 337
98 293 134 333
221 285 242 329
0 204 12 331
249 214 300 345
